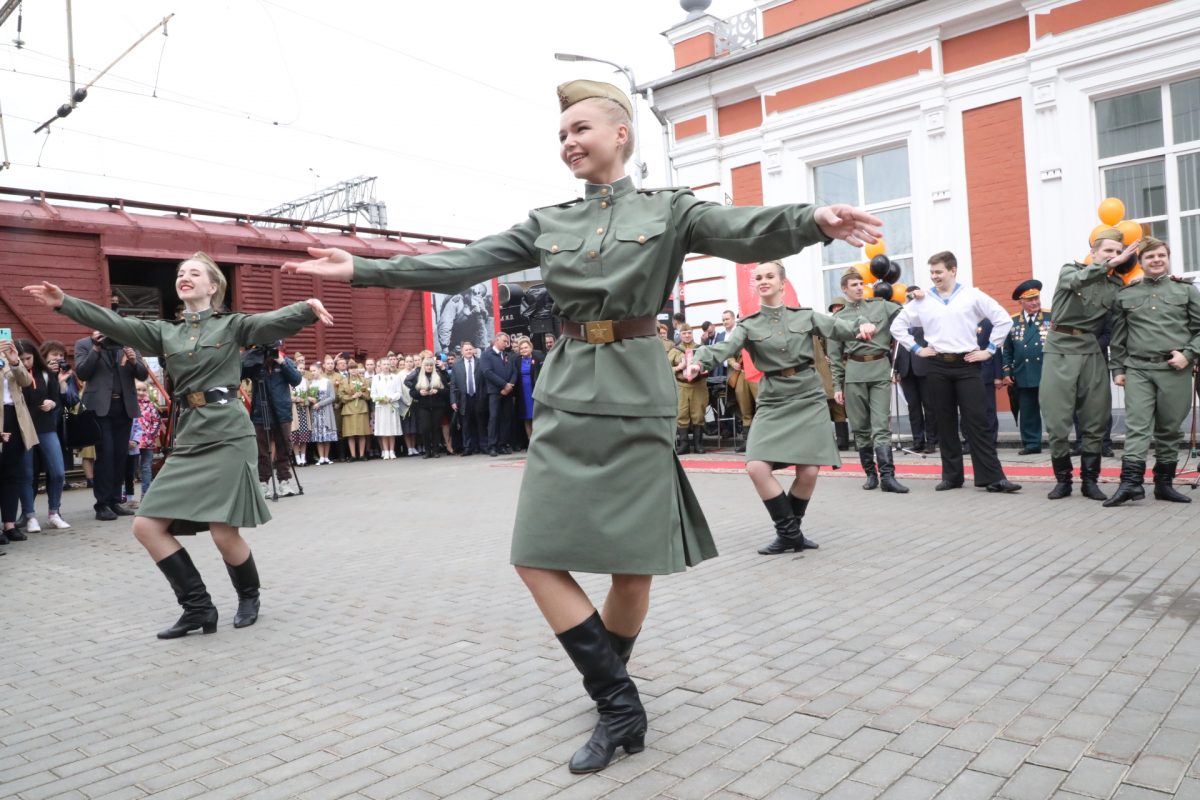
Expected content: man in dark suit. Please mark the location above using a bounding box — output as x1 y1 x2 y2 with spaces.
450 341 487 456
74 330 148 520
893 322 937 453
479 332 517 456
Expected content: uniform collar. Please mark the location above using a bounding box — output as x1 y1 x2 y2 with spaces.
1145 271 1170 283
182 307 215 324
584 175 635 201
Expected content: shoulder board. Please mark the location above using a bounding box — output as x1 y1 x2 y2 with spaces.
1170 275 1195 284
1011 313 1021 322
533 197 584 211
637 186 690 195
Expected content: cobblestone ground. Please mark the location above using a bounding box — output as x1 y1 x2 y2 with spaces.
4 452 1200 799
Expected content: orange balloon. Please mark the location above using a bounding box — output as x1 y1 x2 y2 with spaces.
1117 219 1144 245
1098 197 1125 227
892 282 907 304
864 240 886 260
854 262 873 283
1121 265 1144 285
1089 224 1110 245
862 283 875 299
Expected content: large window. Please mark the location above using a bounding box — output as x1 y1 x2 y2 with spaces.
814 145 914 307
1097 77 1200 271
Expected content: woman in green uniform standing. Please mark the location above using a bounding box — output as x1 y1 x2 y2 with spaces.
282 80 881 774
25 254 332 639
687 261 876 555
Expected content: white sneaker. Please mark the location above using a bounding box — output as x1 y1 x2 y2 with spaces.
278 479 298 497
47 514 71 530
260 481 271 497
25 516 41 533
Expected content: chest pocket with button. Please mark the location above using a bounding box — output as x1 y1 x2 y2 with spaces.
534 233 583 261
614 220 667 248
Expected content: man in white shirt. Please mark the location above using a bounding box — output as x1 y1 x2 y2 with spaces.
890 251 1020 493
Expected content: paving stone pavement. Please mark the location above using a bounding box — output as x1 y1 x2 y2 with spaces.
5 453 1200 799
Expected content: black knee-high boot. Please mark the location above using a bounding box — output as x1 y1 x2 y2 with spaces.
1102 458 1145 507
607 627 639 665
858 448 878 490
876 446 909 494
155 548 218 639
1047 455 1073 499
225 552 261 629
788 493 819 549
1153 462 1191 503
557 611 647 774
758 492 804 555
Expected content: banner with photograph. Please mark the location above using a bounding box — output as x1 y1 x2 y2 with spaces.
424 279 500 356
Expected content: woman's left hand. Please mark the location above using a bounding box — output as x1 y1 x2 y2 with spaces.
40 399 56 412
815 205 883 248
306 298 335 325
857 322 877 340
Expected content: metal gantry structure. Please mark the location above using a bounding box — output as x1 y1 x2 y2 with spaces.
261 175 388 228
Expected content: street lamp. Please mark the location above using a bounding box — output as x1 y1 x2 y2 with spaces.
554 52 648 186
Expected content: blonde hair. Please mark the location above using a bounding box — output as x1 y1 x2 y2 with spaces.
581 96 635 164
182 252 227 309
760 259 787 280
416 357 443 392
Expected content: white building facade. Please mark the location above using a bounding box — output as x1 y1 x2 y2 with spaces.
646 0 1200 328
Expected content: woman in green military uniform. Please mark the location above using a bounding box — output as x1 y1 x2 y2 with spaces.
688 261 876 555
25 254 332 639
282 80 880 774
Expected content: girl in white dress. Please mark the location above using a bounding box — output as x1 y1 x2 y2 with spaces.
371 360 404 458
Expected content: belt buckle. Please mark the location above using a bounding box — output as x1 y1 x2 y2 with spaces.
584 320 615 345
187 391 206 408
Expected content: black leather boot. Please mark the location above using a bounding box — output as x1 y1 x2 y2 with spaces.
1079 453 1107 501
557 611 646 774
1153 462 1191 503
758 492 804 555
676 427 690 456
225 552 261 629
834 421 850 450
1103 458 1146 507
859 448 878 490
876 446 909 494
155 549 218 639
606 627 639 666
788 493 819 550
1046 455 1073 500
691 425 706 454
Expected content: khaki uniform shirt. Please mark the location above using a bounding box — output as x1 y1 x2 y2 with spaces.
828 298 901 387
1046 260 1125 355
1110 274 1200 375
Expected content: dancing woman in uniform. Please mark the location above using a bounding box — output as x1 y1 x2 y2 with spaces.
282 80 880 773
687 260 876 555
25 254 332 638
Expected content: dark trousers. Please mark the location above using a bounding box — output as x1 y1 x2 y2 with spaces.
1016 386 1043 449
1 406 28 524
486 392 513 451
254 423 293 482
899 374 937 448
94 410 132 511
927 359 1005 486
458 394 485 453
981 375 999 445
414 404 441 451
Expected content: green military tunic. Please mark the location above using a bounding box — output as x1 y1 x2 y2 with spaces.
1039 260 1124 458
694 305 862 467
1110 274 1200 463
350 175 830 575
669 342 708 426
56 295 318 535
828 298 901 449
1002 309 1051 451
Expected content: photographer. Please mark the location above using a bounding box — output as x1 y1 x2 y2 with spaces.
242 342 302 497
74 329 147 521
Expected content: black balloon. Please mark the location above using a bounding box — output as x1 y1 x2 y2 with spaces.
884 262 902 283
870 254 891 280
873 281 893 301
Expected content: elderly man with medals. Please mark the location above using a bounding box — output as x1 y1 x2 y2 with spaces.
1001 279 1051 455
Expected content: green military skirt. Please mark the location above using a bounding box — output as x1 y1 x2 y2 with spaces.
511 406 718 575
136 435 271 536
747 370 842 468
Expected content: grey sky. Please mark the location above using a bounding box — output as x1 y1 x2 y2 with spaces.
1 1 745 241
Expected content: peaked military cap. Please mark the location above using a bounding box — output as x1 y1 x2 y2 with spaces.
1012 279 1042 301
557 80 633 119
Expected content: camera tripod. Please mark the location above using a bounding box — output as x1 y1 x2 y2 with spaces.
888 342 926 458
253 370 304 502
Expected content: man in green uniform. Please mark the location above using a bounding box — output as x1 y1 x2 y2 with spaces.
827 297 851 450
669 324 708 454
1040 229 1137 501
1001 279 1051 454
1104 238 1200 506
829 269 907 492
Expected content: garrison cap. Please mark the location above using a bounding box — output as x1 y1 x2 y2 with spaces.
1012 279 1042 301
557 80 633 119
1092 227 1123 245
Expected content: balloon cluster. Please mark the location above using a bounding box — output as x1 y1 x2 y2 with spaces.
1089 197 1143 285
851 240 908 303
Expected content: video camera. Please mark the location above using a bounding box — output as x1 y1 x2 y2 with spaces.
241 341 283 377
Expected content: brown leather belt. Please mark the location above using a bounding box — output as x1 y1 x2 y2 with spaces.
559 316 657 345
848 353 887 363
174 386 239 408
1051 323 1091 336
764 361 813 378
933 353 969 362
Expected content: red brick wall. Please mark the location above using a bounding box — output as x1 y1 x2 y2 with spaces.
731 163 764 207
942 18 1030 74
717 98 764 137
674 33 715 69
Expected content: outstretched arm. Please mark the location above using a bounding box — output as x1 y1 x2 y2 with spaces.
235 300 330 347
693 325 748 371
26 282 164 355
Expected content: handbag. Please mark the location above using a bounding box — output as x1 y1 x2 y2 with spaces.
65 404 101 448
